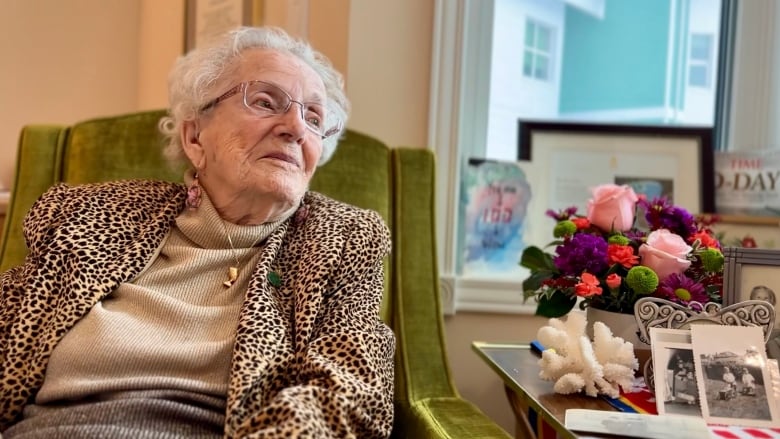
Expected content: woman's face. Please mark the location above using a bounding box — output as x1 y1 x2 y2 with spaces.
182 48 326 224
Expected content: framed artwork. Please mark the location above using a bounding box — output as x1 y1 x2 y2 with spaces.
714 149 780 216
722 247 780 359
458 158 543 279
516 121 714 214
185 0 263 52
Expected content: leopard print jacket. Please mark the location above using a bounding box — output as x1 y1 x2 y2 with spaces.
0 180 395 438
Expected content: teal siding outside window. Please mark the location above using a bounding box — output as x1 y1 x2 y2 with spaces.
559 0 671 113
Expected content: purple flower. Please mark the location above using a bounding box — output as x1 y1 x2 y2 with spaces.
657 273 708 306
554 233 608 276
546 206 578 221
641 197 697 238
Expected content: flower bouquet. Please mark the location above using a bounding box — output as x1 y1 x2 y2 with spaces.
521 184 724 318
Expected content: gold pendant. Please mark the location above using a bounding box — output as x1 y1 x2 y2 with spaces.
224 266 239 288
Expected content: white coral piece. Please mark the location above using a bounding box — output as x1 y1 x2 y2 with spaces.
536 311 638 398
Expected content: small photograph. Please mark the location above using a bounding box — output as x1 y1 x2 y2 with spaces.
749 284 778 307
653 341 702 417
747 285 780 360
615 176 674 202
691 325 779 427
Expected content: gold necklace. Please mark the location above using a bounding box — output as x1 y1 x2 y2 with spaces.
221 221 266 288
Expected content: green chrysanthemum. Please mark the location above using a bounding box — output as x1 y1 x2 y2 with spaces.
625 266 659 295
700 248 724 273
675 288 692 301
607 234 630 245
553 220 577 238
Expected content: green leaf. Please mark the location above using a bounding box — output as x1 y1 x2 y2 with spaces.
535 293 577 318
522 270 553 292
520 246 555 271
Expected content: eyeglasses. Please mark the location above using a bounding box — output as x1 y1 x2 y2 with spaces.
200 80 342 139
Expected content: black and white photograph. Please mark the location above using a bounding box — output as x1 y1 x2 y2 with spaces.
652 342 701 417
691 325 779 427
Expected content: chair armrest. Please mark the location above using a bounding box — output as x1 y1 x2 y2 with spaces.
392 397 512 439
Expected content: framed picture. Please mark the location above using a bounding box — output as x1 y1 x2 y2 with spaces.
714 149 780 216
517 121 714 214
722 247 780 359
458 158 542 279
185 0 263 52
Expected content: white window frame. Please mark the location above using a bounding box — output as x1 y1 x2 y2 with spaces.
430 0 534 314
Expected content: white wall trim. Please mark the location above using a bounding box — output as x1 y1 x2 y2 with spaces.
456 278 536 314
429 0 464 315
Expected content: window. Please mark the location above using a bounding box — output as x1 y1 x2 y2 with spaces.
689 33 714 88
523 18 554 80
430 0 740 314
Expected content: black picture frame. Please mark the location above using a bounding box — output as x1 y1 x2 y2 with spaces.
517 121 715 213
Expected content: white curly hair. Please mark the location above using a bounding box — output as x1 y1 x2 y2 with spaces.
158 26 349 169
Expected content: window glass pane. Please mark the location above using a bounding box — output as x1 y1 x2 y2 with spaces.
525 20 536 46
535 55 549 79
690 34 711 60
485 0 722 161
523 51 534 76
537 26 550 51
689 65 708 87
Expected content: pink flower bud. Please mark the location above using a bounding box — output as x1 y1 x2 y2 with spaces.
606 273 622 289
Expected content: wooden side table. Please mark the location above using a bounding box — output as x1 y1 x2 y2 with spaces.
472 342 616 439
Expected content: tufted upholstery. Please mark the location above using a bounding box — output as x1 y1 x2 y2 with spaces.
0 110 510 438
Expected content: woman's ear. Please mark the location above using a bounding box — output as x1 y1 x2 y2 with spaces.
181 119 206 169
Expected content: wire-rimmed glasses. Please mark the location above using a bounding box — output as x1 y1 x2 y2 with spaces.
200 80 342 140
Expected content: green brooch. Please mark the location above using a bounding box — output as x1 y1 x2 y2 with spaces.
267 271 282 288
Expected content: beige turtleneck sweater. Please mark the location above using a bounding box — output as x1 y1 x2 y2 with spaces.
35 186 292 405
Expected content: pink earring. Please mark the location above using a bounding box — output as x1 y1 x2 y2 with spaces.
186 172 202 209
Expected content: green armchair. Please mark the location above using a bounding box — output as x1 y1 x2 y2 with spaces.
0 110 510 438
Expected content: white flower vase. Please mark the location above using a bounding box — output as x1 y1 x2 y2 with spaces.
585 306 651 375
585 306 643 346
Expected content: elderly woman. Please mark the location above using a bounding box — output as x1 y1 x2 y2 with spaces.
0 26 394 438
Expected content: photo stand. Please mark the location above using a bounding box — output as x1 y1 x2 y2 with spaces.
633 297 775 392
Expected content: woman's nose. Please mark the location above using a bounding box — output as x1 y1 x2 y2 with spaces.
279 101 308 136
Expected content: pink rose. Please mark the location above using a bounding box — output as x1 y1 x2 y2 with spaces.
638 229 692 281
586 184 639 232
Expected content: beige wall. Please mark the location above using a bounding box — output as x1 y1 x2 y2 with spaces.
0 0 142 190
0 0 526 434
136 0 185 110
